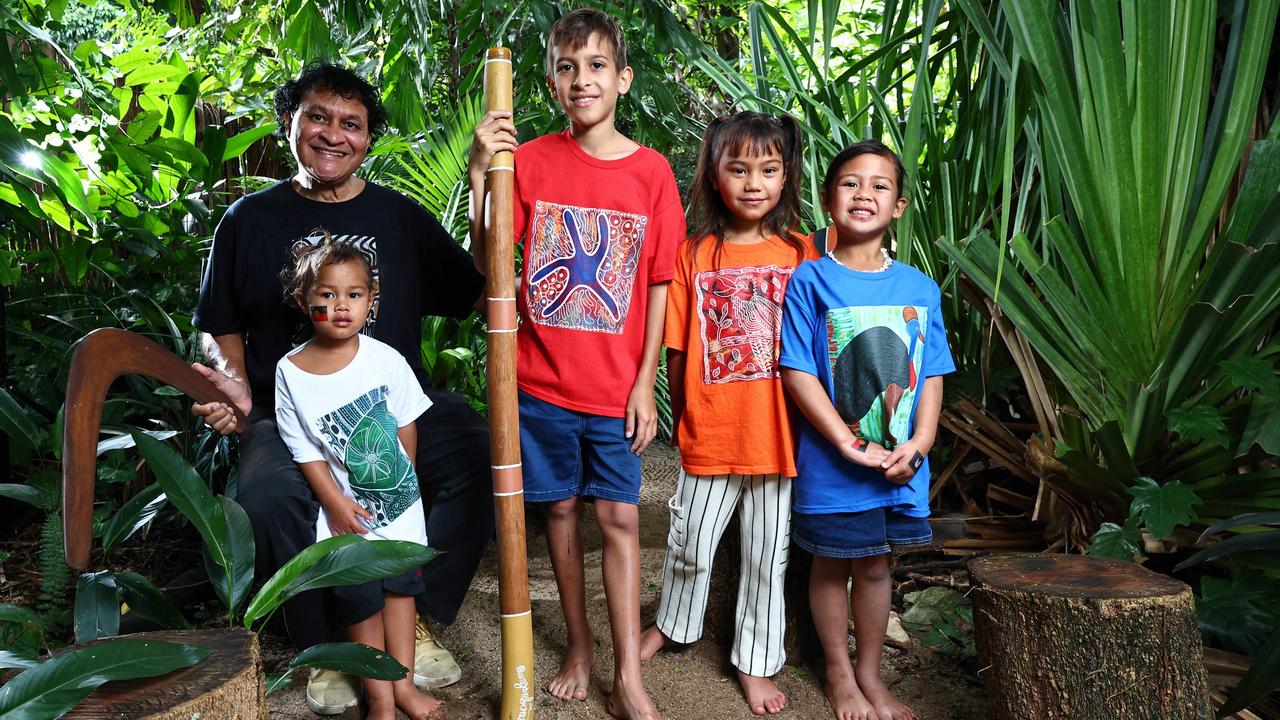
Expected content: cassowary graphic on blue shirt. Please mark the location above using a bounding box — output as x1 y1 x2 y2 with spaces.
529 210 620 321
833 307 923 446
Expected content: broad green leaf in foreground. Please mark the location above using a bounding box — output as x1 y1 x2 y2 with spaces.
0 638 208 720
289 642 408 680
1128 478 1202 539
243 537 435 628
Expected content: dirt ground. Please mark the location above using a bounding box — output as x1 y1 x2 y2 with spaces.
265 444 986 719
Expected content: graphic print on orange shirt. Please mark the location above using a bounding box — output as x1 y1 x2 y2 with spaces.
695 264 795 384
525 200 647 334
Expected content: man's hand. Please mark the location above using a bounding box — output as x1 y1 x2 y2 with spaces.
625 382 658 455
190 362 252 435
840 437 891 469
469 110 518 186
324 496 373 536
882 439 927 485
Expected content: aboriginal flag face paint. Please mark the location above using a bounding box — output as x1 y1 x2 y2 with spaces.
310 305 329 322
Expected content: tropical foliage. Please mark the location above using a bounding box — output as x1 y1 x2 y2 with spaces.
1 0 1278 715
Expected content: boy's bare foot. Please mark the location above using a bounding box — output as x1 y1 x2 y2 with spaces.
394 681 445 719
824 665 879 720
855 669 913 720
736 669 786 715
639 626 668 662
604 676 661 720
546 644 593 701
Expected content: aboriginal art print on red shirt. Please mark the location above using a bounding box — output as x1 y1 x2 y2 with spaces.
695 264 794 384
524 200 647 334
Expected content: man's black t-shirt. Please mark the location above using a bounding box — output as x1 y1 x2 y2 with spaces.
194 180 484 417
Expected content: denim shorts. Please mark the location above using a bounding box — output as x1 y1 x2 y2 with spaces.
792 506 932 559
518 390 642 505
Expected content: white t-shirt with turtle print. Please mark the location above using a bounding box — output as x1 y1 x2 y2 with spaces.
275 334 432 546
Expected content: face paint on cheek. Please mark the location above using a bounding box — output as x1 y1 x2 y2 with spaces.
309 305 329 322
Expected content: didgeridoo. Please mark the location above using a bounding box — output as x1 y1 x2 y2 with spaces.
483 47 536 720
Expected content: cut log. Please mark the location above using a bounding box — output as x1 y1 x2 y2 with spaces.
969 553 1211 720
61 628 266 720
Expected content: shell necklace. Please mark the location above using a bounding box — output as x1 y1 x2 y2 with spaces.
830 246 892 272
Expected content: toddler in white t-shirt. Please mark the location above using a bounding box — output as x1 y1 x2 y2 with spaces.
274 235 442 720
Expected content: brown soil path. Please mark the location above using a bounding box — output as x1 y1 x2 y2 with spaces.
265 444 986 719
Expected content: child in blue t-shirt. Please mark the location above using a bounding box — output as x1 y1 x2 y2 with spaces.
779 140 954 720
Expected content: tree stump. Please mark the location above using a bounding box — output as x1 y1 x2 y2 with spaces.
62 628 267 720
968 553 1210 720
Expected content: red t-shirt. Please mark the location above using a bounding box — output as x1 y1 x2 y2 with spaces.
512 131 685 416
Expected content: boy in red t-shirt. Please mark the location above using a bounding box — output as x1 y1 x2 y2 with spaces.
468 8 684 720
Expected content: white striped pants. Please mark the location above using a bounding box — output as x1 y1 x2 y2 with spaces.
653 470 792 676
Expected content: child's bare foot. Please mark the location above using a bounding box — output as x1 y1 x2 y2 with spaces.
639 626 668 662
546 644 593 701
736 669 786 715
855 669 913 720
824 665 879 720
394 682 445 719
604 676 661 720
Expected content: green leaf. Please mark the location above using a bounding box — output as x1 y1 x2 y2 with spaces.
0 484 54 512
205 496 254 617
73 572 119 643
1217 621 1280 718
221 123 278 162
1087 517 1145 561
0 388 46 451
1176 529 1280 570
0 604 42 628
0 637 209 719
1193 573 1278 654
114 572 190 630
1167 405 1230 448
1128 477 1203 539
243 537 435 629
100 483 165 553
164 72 199 143
289 641 409 680
130 432 243 614
283 0 335 61
1239 395 1280 456
0 652 38 671
1220 356 1280 395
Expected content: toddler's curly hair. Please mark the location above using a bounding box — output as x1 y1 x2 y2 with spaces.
281 231 376 309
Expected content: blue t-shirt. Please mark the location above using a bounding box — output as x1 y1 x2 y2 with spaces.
779 257 955 517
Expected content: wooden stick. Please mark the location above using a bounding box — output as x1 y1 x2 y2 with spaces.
61 328 247 570
483 46 536 720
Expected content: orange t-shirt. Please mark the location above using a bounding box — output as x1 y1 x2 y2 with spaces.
664 235 817 476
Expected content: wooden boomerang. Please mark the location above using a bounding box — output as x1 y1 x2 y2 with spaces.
61 328 248 570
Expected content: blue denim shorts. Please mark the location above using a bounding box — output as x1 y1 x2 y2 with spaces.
518 390 642 505
792 507 932 559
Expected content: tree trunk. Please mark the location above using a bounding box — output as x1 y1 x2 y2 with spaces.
64 628 266 720
969 553 1211 720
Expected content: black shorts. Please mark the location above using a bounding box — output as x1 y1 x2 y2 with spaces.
332 565 427 627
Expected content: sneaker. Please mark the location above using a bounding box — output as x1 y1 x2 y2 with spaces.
414 616 463 689
305 667 360 715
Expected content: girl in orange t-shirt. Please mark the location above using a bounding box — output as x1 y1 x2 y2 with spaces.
640 111 815 715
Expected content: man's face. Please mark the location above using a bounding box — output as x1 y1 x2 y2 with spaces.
547 32 632 132
286 89 372 186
